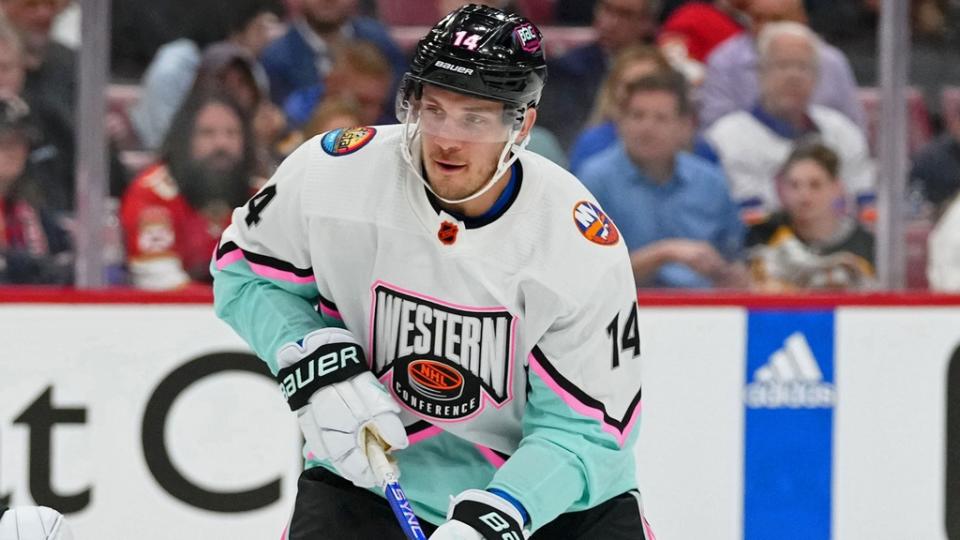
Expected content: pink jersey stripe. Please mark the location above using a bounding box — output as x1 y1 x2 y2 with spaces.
319 303 342 320
216 247 315 284
408 425 443 446
475 445 507 469
528 353 641 447
214 248 244 270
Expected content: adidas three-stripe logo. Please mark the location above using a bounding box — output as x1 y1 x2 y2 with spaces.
744 332 835 409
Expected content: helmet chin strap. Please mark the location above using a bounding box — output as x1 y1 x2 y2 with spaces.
400 107 530 206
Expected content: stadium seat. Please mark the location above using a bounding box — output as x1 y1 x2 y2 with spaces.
857 86 933 157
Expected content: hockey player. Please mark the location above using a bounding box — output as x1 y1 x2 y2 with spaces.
212 5 653 539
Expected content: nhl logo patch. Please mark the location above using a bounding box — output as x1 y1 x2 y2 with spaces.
572 200 620 246
438 221 459 245
321 126 377 156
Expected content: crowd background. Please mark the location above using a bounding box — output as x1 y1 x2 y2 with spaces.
2 0 959 292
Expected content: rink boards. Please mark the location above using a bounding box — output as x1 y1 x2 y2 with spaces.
0 295 958 539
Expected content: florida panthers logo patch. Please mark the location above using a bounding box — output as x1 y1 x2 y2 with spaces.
321 126 377 156
370 281 517 422
573 200 620 246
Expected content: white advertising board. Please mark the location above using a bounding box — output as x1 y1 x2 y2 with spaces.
1 303 957 539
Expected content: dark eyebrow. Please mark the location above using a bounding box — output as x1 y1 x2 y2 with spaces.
462 104 501 114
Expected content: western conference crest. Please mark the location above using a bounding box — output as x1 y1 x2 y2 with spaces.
321 126 377 156
370 281 517 422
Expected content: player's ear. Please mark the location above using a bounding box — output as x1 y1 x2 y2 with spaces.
515 107 537 143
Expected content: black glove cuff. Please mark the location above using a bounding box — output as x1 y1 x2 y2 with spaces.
451 500 524 540
276 342 368 410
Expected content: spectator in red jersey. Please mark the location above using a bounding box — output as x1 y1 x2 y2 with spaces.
657 0 745 86
120 92 259 290
0 95 71 285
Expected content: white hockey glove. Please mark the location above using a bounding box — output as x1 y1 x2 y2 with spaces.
429 490 528 540
276 327 408 488
0 505 74 539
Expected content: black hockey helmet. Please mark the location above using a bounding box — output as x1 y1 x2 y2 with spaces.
400 4 547 114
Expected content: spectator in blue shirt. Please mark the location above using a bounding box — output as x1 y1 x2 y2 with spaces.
259 0 406 114
579 71 747 288
570 45 671 176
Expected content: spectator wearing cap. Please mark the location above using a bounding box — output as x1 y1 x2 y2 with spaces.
579 71 746 289
0 95 72 284
699 0 865 129
537 0 657 150
259 0 406 110
697 22 874 225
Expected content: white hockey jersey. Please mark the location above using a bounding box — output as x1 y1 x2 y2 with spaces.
211 124 644 530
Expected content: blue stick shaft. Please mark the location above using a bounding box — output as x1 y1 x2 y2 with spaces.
366 435 428 540
382 476 428 540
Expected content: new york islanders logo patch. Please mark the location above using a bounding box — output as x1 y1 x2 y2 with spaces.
321 126 377 156
573 200 620 246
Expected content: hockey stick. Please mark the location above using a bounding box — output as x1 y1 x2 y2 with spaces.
364 429 428 540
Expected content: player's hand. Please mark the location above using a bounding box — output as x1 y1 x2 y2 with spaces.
429 489 528 540
276 328 408 488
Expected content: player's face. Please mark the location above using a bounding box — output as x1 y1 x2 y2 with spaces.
418 85 513 201
190 103 244 175
618 90 688 168
779 158 841 224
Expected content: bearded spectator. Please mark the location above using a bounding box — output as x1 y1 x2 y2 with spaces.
120 92 258 290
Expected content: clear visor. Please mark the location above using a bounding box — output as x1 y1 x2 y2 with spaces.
396 77 523 144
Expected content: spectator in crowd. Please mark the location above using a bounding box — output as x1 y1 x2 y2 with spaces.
0 96 71 285
697 22 874 224
912 114 960 291
656 0 745 86
912 113 960 219
0 15 126 211
747 142 874 291
120 92 258 290
579 72 746 288
301 94 363 139
259 0 406 109
698 0 865 129
537 0 657 150
927 184 960 291
281 40 392 128
131 0 282 149
194 42 288 171
570 45 672 175
0 0 74 128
